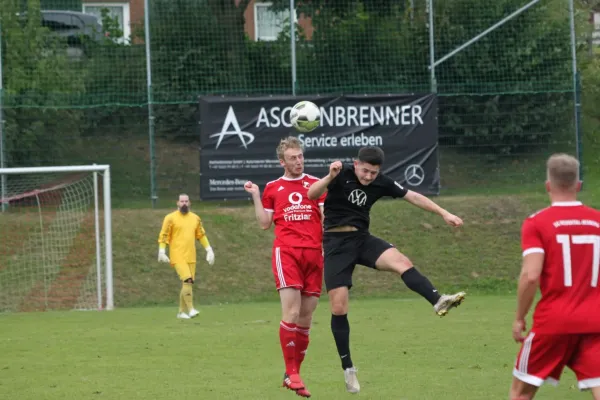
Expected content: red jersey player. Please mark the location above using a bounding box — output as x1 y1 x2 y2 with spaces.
244 136 326 398
511 153 600 400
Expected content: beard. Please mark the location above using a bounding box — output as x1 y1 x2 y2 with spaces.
180 205 189 214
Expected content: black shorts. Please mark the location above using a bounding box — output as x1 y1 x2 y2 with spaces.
323 231 395 291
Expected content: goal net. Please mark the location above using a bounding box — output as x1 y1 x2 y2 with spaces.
0 165 113 312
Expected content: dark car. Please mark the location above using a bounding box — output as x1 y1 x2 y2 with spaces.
41 10 105 45
17 10 107 59
18 10 105 45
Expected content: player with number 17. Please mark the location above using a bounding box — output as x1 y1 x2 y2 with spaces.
510 153 600 400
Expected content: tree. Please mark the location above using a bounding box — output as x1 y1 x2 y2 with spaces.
1 0 85 166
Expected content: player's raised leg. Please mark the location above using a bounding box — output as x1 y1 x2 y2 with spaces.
286 248 323 398
373 246 465 316
274 247 308 392
296 297 318 374
295 248 324 374
279 287 305 391
291 295 319 398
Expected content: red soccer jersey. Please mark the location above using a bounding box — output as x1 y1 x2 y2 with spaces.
521 201 600 334
262 174 326 249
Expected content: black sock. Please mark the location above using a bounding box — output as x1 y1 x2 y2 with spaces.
331 314 353 370
401 267 441 305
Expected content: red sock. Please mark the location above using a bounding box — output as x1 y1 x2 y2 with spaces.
295 326 310 373
279 321 297 375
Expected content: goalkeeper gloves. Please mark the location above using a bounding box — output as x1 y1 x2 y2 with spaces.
158 248 170 263
205 246 215 266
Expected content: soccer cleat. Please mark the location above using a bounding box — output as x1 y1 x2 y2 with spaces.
188 308 200 318
282 373 305 391
177 312 191 319
434 291 466 317
344 367 360 393
295 387 312 398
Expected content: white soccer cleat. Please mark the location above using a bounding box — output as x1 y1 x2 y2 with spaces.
188 308 200 318
433 291 466 317
177 312 191 319
344 367 360 393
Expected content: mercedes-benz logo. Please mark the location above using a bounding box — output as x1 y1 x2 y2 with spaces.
404 164 425 186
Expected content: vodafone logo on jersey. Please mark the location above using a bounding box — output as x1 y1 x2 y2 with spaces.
289 192 302 204
283 192 313 222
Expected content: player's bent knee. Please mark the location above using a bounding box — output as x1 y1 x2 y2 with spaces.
376 248 413 274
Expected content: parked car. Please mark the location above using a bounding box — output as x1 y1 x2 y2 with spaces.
17 10 107 59
40 10 106 45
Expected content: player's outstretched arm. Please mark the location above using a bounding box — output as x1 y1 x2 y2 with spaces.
244 181 273 230
307 161 342 200
403 190 463 227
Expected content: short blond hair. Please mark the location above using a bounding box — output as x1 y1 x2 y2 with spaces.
547 153 580 190
276 136 303 160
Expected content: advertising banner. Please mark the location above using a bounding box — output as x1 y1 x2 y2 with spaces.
198 94 439 199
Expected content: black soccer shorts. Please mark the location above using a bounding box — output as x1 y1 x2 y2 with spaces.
323 230 395 291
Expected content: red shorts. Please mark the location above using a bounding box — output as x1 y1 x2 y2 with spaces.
272 246 323 297
513 332 600 390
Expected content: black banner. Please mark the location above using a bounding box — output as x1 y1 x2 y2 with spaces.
198 94 439 200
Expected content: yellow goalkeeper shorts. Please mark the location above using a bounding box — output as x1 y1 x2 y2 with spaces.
173 263 196 281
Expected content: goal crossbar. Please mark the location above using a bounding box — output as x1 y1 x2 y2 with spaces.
0 165 114 311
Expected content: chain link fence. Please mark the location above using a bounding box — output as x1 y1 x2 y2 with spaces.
0 0 582 206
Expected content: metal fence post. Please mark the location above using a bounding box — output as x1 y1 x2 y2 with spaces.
290 0 297 96
569 0 583 184
0 21 6 212
427 0 437 93
144 0 157 208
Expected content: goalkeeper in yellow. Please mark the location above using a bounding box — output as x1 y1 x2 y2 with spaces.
157 194 215 319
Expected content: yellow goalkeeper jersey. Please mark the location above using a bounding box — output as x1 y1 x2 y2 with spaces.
158 211 206 264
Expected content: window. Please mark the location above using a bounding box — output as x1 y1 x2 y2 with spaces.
83 2 130 43
254 2 296 41
593 12 600 45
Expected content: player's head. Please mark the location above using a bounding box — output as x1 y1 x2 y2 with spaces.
177 193 190 214
277 136 304 178
353 146 384 185
545 153 581 196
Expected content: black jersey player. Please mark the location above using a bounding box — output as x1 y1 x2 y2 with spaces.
307 146 466 394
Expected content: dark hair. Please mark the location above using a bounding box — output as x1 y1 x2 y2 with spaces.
357 146 385 166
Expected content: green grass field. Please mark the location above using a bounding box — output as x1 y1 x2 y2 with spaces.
0 296 591 400
1 133 599 399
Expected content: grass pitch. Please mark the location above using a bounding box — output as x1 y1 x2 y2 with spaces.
0 296 590 400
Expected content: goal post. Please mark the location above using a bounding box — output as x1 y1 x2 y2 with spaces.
0 165 113 312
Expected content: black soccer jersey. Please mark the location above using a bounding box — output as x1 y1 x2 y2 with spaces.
323 164 408 231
